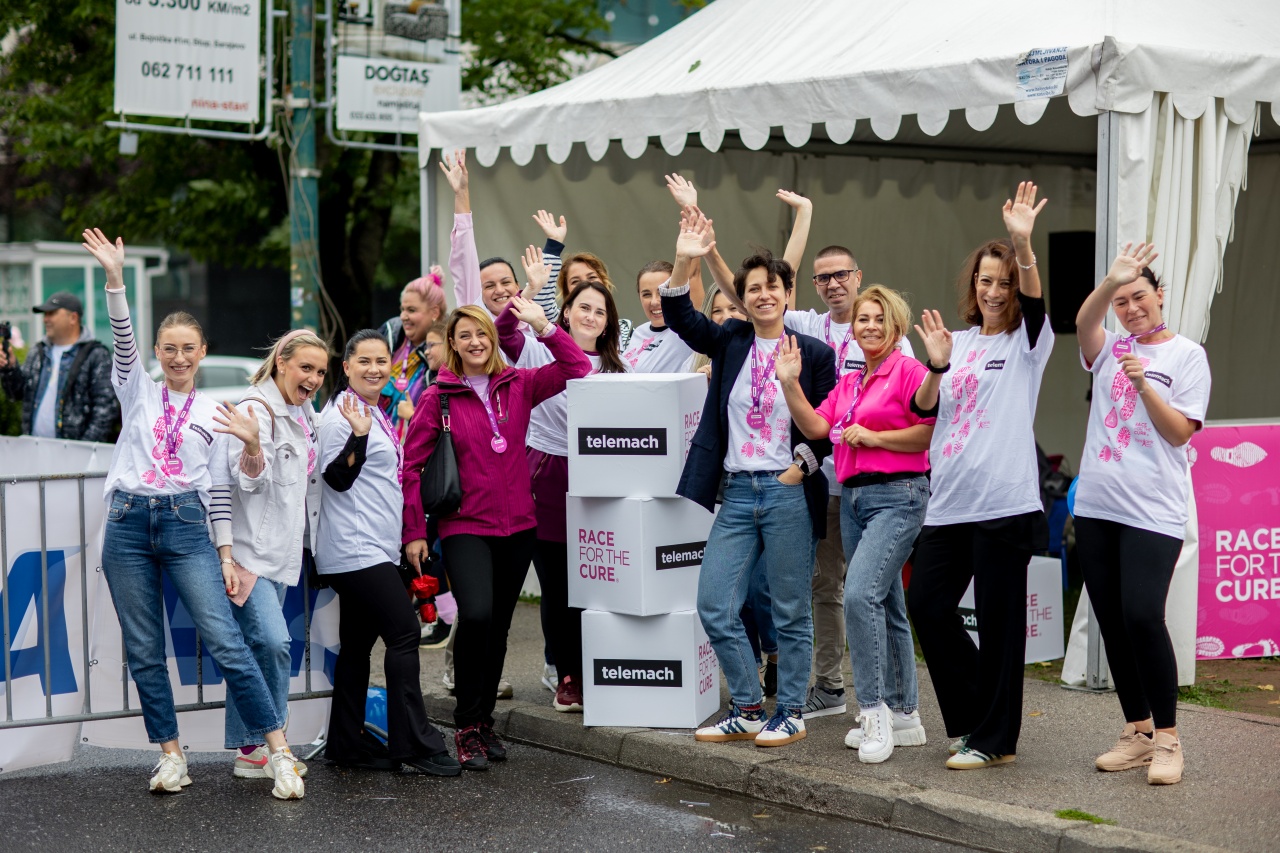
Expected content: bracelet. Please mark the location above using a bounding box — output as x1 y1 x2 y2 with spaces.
926 360 950 374
221 558 235 564
1016 253 1037 271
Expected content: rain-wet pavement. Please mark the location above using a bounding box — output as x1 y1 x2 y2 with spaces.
0 737 972 852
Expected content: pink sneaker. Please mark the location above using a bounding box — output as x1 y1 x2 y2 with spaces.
1095 723 1156 772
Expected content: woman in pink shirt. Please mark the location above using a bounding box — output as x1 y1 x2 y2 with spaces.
777 285 935 765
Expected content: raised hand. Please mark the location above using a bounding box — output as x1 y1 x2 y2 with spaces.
439 149 469 195
1104 241 1159 290
776 189 812 213
665 173 698 208
676 212 715 260
1001 181 1048 243
82 228 126 288
532 209 567 243
509 294 549 332
775 335 803 384
213 402 261 451
913 309 954 369
339 392 373 437
520 245 549 299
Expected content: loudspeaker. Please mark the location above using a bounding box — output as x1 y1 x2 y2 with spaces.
1047 231 1095 334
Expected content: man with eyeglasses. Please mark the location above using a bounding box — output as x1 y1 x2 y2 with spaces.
782 247 915 721
0 291 120 442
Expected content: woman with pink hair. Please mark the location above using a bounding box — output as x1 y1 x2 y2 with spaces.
377 268 447 441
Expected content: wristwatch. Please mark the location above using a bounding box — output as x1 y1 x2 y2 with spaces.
794 444 819 478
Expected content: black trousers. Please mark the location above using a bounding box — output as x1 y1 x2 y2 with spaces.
531 538 582 684
325 562 447 761
1075 515 1182 729
908 513 1041 756
442 530 537 728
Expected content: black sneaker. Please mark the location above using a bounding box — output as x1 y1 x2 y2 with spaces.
478 722 507 761
401 751 462 777
419 620 450 649
763 658 778 698
455 724 490 771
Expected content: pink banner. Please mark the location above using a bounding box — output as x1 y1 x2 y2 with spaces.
1191 423 1280 660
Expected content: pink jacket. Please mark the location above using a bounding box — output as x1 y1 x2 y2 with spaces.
814 350 935 482
401 323 591 541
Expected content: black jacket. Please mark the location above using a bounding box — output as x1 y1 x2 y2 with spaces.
1 331 119 442
661 286 837 539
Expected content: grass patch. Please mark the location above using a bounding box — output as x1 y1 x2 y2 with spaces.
1055 809 1116 825
518 593 542 605
1177 679 1251 709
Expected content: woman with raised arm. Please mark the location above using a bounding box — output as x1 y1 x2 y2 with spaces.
315 329 461 778
82 228 304 799
209 328 330 782
776 284 935 764
494 247 629 714
377 267 447 441
659 213 837 748
1073 243 1210 786
906 182 1054 770
402 298 591 770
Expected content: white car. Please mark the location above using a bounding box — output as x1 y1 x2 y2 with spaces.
149 355 260 407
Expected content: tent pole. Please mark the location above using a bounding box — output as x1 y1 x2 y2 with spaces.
1084 111 1121 692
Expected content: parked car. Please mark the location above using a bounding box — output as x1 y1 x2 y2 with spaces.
149 355 259 407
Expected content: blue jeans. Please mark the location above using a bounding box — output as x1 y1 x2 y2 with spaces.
740 558 778 661
224 577 291 748
101 491 283 744
697 472 817 712
841 477 928 712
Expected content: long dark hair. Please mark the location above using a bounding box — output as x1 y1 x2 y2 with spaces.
329 328 391 401
957 238 1021 334
558 281 626 374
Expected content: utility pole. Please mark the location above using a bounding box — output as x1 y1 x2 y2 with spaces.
289 0 321 332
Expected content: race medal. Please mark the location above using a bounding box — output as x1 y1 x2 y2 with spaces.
747 408 766 430
491 434 508 453
1111 338 1133 358
394 376 409 392
829 426 844 445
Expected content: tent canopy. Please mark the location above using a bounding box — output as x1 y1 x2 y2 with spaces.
419 0 1280 166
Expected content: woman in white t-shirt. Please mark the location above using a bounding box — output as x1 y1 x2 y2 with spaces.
1074 243 1210 786
83 228 305 800
495 249 630 715
905 184 1055 770
622 260 698 372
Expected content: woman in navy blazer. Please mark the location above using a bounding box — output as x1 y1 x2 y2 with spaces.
660 214 836 748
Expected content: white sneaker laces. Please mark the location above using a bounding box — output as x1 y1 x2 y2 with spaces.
861 710 883 743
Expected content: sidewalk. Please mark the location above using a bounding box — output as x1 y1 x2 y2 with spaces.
393 602 1276 853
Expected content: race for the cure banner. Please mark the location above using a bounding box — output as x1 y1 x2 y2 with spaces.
1190 422 1280 660
114 0 261 122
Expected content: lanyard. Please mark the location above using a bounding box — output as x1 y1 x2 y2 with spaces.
749 339 782 413
1113 324 1167 358
829 359 887 443
824 314 853 373
463 378 508 453
160 386 197 462
351 391 403 481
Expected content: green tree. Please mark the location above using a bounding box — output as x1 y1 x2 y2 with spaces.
0 0 613 337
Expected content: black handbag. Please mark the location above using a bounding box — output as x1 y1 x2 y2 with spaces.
420 393 462 516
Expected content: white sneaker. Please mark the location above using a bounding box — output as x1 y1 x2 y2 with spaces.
265 747 306 800
844 710 927 749
443 669 455 694
540 663 559 692
149 750 191 794
855 703 895 764
695 706 766 742
233 745 308 779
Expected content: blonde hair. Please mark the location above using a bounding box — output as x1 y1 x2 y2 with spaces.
852 285 911 348
688 285 727 374
557 252 614 304
445 306 508 377
249 330 332 386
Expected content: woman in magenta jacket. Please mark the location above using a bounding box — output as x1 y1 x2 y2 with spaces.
402 297 590 771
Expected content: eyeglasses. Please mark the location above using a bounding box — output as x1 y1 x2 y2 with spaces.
813 269 859 287
158 345 200 358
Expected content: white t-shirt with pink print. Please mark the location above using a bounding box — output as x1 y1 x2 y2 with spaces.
1074 330 1210 539
724 336 794 473
923 312 1054 526
622 322 694 374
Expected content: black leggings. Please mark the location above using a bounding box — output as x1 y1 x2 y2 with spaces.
532 538 582 683
1075 515 1182 729
908 514 1038 756
442 530 537 728
326 562 447 761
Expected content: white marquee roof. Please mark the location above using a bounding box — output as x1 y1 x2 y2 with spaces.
419 0 1280 166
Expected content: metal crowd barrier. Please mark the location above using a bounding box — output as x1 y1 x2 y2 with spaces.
0 470 332 732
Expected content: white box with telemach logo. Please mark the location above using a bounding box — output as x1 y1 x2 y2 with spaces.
582 609 720 728
957 555 1065 663
566 373 707 499
567 495 714 616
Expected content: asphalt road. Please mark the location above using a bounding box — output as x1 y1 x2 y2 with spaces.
0 738 972 852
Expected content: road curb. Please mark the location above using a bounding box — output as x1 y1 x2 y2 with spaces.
422 691 1229 853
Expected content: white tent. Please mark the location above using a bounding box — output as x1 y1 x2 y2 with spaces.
416 0 1279 468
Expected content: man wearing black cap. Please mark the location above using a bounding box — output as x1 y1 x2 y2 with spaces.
0 291 119 441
